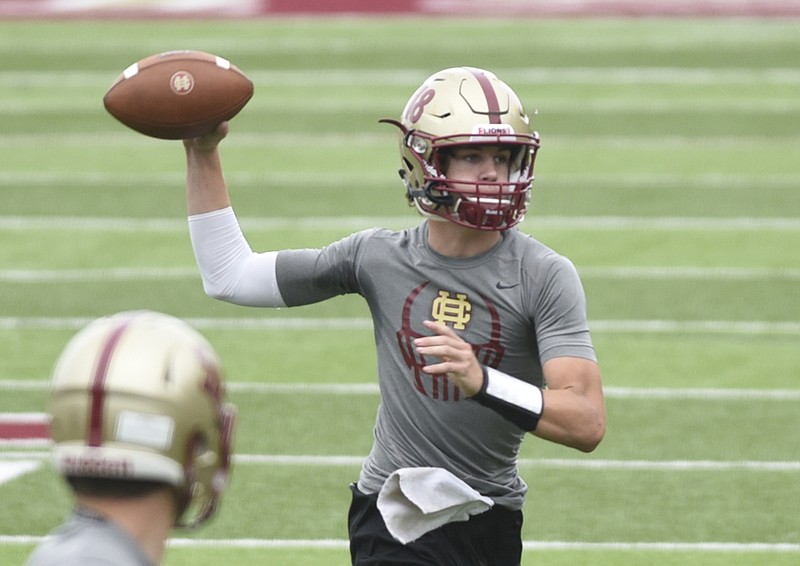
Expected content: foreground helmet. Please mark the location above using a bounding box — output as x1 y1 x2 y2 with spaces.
48 310 236 528
383 67 541 231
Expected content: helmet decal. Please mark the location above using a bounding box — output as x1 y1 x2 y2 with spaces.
468 68 502 123
88 318 132 447
405 88 435 123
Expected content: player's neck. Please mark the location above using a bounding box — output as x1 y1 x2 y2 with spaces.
76 488 176 565
426 220 502 258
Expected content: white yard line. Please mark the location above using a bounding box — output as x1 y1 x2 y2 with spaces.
3 383 800 401
3 171 800 192
0 267 200 282
578 266 800 280
0 534 796 552
230 455 800 472
1 317 798 335
3 214 800 232
7 96 800 114
0 460 41 484
589 320 800 335
3 450 798 473
3 265 799 283
2 67 800 87
1 132 800 148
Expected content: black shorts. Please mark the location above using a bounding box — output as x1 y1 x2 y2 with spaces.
347 483 523 566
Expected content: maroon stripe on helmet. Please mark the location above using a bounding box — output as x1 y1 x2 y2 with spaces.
88 319 133 447
469 68 501 124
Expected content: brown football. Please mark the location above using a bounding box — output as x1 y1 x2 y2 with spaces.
103 50 254 140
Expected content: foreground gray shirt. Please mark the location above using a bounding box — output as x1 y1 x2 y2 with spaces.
26 507 153 566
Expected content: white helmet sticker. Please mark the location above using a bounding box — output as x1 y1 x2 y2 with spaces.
116 411 175 451
470 124 516 142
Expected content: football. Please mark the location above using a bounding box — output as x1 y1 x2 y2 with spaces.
103 50 254 140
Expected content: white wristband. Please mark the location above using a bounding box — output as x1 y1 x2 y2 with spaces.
471 366 544 431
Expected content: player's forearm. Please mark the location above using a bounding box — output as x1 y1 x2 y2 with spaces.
533 388 606 452
185 145 231 215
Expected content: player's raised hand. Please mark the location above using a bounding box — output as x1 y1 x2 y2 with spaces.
183 121 229 152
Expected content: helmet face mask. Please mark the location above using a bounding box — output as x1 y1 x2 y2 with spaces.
48 311 236 529
385 67 541 231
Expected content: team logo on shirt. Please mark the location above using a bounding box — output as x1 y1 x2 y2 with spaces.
431 290 471 329
397 282 505 401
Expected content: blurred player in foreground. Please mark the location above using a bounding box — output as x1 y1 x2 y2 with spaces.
183 67 605 565
26 311 236 566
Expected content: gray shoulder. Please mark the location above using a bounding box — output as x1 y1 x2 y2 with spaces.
505 230 579 276
333 225 419 253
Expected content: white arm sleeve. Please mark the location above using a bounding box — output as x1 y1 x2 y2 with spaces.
187 207 286 307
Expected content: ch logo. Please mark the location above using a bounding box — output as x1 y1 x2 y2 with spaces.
431 290 471 329
397 282 504 401
170 71 195 95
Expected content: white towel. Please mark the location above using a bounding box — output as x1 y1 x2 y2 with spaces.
376 467 494 544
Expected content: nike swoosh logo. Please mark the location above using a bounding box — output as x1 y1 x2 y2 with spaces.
496 281 520 290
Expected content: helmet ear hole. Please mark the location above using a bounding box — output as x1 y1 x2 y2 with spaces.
401 156 415 178
175 431 211 527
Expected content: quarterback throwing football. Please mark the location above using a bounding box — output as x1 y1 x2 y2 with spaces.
183 67 605 565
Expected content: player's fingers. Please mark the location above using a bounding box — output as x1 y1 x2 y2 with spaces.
421 319 460 339
211 121 230 140
414 321 469 351
421 356 482 396
415 320 484 395
413 332 476 366
183 121 229 150
421 359 458 375
416 339 475 376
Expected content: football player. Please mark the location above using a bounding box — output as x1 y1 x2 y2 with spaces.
25 311 236 566
183 67 605 565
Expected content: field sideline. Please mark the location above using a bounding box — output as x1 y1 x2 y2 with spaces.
1 15 799 566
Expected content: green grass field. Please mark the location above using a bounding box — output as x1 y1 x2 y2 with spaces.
1 16 799 565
